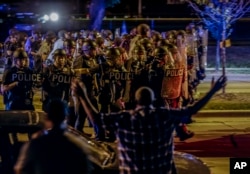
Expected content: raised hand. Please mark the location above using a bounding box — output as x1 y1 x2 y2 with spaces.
212 75 227 92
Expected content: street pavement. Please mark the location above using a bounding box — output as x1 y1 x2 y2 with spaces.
176 72 250 174
175 116 250 174
84 115 250 174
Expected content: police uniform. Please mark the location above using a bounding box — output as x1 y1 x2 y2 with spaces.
98 47 127 113
125 45 150 109
2 49 35 110
42 49 73 111
72 39 101 135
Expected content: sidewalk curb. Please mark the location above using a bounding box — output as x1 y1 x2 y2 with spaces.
194 110 250 117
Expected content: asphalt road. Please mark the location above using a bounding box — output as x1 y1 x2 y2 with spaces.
175 116 250 174
83 115 250 174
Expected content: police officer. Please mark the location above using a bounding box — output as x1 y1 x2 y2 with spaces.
99 47 127 113
42 48 73 112
97 47 128 141
1 49 35 110
149 45 194 141
125 45 150 108
72 39 100 136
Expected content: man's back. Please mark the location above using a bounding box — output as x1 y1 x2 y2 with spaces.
104 106 182 174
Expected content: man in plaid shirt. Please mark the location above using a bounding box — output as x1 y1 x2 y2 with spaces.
71 75 227 174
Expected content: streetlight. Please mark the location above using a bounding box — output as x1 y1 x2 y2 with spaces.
138 0 142 18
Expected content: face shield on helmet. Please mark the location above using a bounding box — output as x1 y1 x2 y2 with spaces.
154 46 174 66
13 49 28 68
105 47 122 68
154 46 168 59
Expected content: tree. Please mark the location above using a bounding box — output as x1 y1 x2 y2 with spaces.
186 0 250 74
89 0 120 30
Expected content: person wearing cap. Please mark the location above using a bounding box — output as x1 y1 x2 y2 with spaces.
41 48 73 112
1 49 35 110
14 99 92 174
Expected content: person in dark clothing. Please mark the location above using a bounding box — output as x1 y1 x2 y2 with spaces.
71 75 227 174
41 49 73 111
14 99 92 174
1 49 35 110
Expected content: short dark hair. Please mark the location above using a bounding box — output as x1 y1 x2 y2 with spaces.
135 87 155 106
45 99 69 125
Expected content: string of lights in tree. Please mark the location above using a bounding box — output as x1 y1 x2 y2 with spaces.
187 0 250 40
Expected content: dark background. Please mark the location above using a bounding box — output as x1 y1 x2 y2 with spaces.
1 0 250 44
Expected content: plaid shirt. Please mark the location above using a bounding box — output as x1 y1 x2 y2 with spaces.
101 105 191 174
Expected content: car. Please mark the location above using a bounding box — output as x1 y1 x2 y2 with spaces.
0 110 211 174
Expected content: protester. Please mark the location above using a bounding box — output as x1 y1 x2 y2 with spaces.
14 99 92 174
71 75 227 174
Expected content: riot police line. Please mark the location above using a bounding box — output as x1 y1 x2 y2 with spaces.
0 22 208 141
8 70 137 85
8 68 185 86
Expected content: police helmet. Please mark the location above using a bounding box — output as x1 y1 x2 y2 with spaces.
177 30 186 36
102 30 113 39
105 47 120 60
152 32 162 42
95 37 105 46
159 39 170 47
82 39 97 51
154 46 169 58
139 38 153 52
13 49 28 60
137 24 150 35
166 43 177 52
63 39 76 49
52 49 66 59
165 30 176 40
133 45 146 55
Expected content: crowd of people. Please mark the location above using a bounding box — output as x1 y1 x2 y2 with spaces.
0 22 209 141
0 23 228 174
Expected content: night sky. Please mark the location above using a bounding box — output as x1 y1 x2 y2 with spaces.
1 0 191 18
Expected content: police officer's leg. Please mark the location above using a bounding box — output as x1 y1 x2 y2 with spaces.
74 104 87 133
89 96 106 140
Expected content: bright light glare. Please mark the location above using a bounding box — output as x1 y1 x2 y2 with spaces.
50 13 59 21
43 15 49 21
